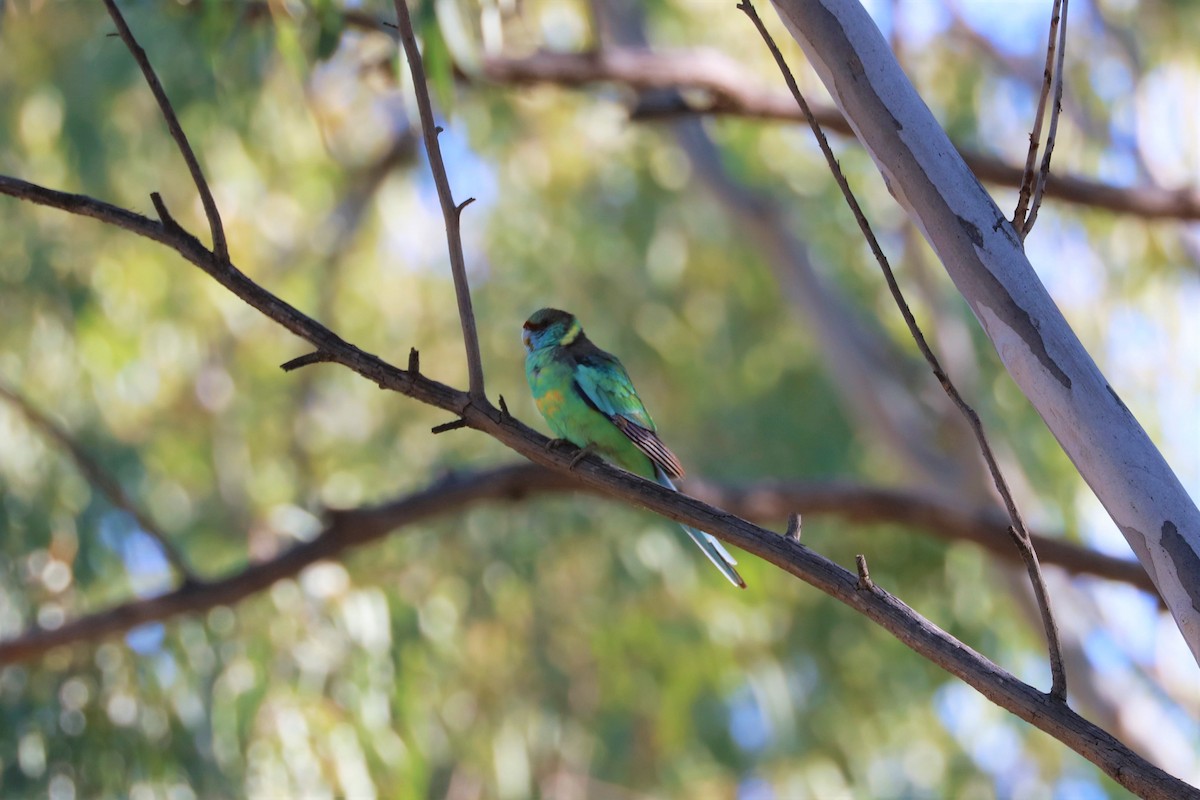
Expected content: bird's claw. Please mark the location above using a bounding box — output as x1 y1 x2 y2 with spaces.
568 443 596 470
544 437 569 451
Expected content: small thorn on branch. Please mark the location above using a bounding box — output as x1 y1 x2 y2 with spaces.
855 554 875 591
281 352 333 372
408 347 420 374
785 512 802 541
431 418 468 435
498 394 510 419
455 197 476 215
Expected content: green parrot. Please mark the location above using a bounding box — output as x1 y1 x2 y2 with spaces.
523 308 746 589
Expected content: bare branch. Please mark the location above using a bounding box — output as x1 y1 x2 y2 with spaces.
101 0 229 262
480 49 1200 222
739 0 1067 701
1022 0 1071 239
0 381 197 584
785 512 802 541
431 418 469 434
390 0 486 400
855 554 874 591
280 352 335 372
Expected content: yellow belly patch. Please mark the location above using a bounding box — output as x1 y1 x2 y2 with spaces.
536 389 566 417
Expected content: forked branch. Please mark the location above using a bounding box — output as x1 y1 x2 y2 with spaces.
1012 0 1069 239
101 0 229 262
1022 0 1071 238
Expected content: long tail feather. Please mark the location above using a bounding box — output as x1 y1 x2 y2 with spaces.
656 469 747 589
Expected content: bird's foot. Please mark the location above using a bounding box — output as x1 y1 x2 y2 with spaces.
568 443 596 470
544 437 569 451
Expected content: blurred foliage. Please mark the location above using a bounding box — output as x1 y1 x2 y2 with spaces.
0 1 1198 798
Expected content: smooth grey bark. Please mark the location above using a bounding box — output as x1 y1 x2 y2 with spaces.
768 0 1200 664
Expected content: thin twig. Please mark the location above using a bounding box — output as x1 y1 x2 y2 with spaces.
0 381 198 584
785 512 802 541
1011 0 1064 235
101 0 229 262
390 0 486 400
855 554 875 591
739 0 1067 702
281 352 335 372
1022 0 1070 239
431 418 469 435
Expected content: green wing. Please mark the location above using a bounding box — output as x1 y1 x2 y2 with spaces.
574 352 686 478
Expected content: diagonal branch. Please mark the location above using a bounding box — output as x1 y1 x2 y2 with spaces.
739 0 1067 702
390 0 486 400
0 381 198 584
101 0 229 262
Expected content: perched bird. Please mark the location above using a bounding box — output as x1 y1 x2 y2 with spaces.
523 307 746 588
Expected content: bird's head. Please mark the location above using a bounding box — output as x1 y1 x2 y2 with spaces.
523 308 583 353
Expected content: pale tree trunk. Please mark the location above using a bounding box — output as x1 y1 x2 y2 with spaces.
768 0 1200 664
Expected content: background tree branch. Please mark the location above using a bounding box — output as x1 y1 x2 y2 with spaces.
0 462 1156 664
0 381 197 583
477 48 1200 222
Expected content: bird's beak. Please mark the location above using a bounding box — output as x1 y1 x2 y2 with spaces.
522 328 532 352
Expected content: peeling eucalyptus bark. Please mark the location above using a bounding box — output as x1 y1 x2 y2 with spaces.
769 0 1200 664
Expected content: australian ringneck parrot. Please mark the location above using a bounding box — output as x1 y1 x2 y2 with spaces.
522 307 746 589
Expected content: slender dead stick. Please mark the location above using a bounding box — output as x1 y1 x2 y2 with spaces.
390 0 486 401
101 0 229 262
1022 0 1070 239
1012 0 1065 236
738 0 1067 702
0 381 198 584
